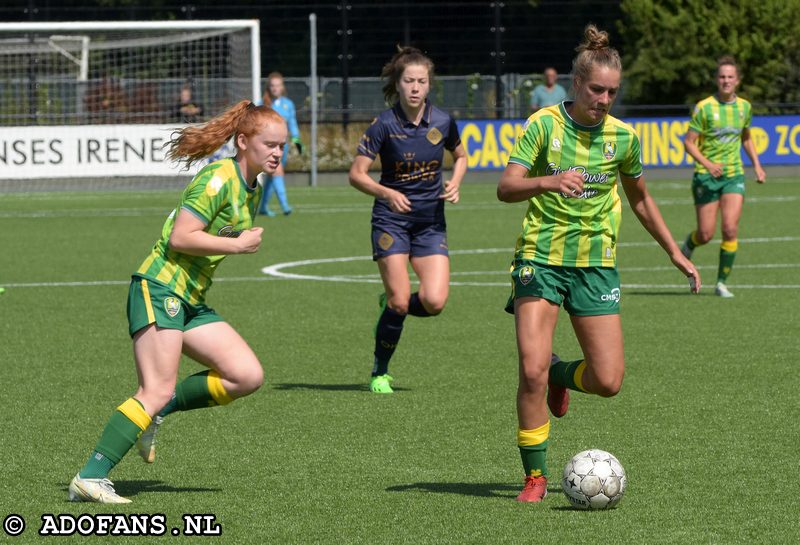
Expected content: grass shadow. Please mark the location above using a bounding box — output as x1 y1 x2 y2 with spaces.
60 480 221 500
114 480 221 497
550 505 617 512
386 481 561 499
273 383 411 392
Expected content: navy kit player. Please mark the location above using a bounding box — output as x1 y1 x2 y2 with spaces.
349 46 467 393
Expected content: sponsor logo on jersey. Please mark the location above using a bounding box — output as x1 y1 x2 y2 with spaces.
546 163 603 199
394 160 440 183
552 138 561 151
164 297 181 318
546 163 609 185
603 142 617 160
519 266 534 285
426 127 443 145
600 288 621 303
403 151 416 161
378 232 394 250
217 225 242 238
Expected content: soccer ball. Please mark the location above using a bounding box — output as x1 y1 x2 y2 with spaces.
561 449 627 509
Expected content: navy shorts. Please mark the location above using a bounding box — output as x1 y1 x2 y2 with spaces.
371 215 449 261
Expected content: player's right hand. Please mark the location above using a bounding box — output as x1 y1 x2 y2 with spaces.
708 162 725 178
237 227 263 253
386 189 412 213
552 170 585 197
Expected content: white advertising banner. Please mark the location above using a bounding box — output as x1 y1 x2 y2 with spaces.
0 124 222 180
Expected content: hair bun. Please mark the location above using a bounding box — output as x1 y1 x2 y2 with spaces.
577 24 609 52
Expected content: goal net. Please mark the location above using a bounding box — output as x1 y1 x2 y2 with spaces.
0 21 260 186
0 20 260 126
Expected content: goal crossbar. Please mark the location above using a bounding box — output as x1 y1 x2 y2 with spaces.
0 20 261 102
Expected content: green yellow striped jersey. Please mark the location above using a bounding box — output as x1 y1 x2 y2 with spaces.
135 158 262 305
508 102 643 268
688 95 752 177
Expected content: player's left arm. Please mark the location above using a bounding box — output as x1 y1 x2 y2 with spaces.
620 173 701 293
441 144 467 204
741 127 766 183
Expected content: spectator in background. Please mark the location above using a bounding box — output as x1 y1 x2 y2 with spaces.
529 67 568 114
173 84 204 124
257 72 303 216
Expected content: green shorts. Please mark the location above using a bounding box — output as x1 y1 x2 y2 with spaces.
692 173 746 205
504 260 621 316
126 275 224 337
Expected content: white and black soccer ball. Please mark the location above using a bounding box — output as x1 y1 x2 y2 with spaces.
562 449 627 510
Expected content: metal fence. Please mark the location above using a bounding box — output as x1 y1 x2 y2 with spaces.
0 72 702 128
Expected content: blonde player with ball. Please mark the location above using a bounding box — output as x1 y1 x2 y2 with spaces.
497 24 700 503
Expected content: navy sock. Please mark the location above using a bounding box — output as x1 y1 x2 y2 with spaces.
373 306 406 376
407 292 432 317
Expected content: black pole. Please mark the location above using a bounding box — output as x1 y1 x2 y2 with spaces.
26 0 38 122
490 1 505 119
338 2 351 130
182 5 196 81
403 1 411 46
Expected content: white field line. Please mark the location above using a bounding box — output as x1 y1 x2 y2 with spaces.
4 239 798 290
1 195 797 219
258 241 800 290
342 262 800 279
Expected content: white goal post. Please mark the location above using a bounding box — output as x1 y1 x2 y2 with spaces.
0 20 260 181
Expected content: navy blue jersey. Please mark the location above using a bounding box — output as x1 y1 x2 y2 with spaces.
357 101 461 222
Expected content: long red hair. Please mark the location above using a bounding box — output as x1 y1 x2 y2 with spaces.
167 100 286 168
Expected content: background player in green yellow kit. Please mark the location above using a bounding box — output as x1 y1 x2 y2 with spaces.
497 25 701 503
68 101 288 503
681 55 767 298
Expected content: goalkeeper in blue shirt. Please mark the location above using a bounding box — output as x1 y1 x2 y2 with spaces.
258 72 303 216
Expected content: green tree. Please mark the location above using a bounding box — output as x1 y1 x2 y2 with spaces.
618 0 800 112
